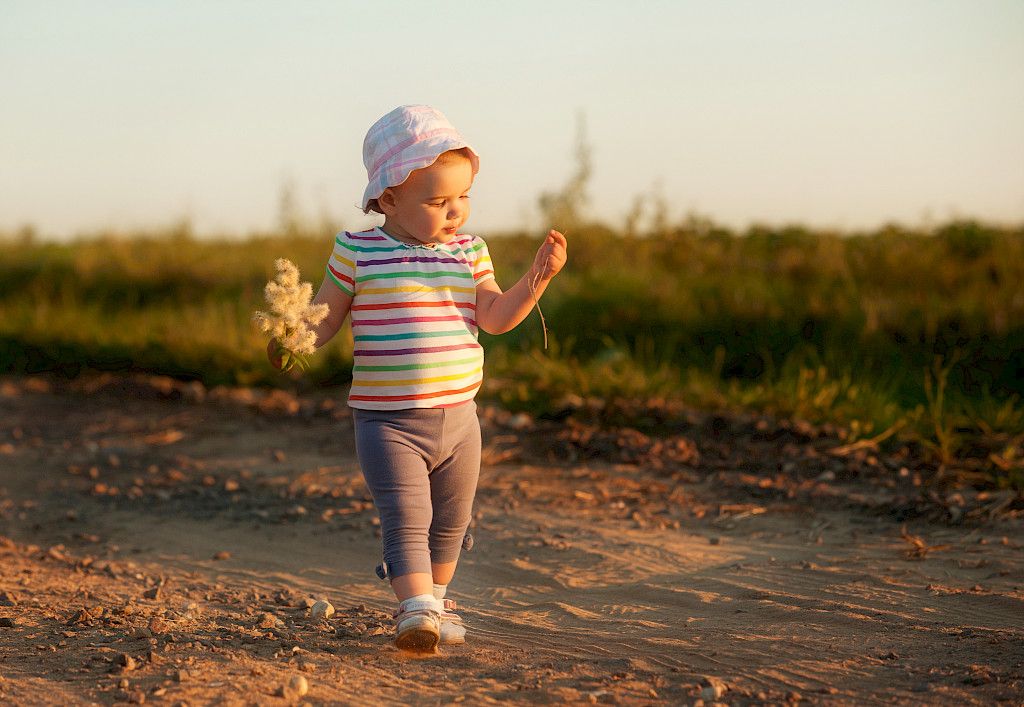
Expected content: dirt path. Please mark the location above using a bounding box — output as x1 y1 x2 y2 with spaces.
1 376 1022 705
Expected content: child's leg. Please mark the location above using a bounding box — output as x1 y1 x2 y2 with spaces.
352 409 438 602
432 561 458 586
427 401 481 585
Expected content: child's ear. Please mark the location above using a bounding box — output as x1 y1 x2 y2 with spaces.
378 188 397 215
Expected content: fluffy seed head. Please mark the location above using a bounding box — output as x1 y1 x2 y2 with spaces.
253 259 330 358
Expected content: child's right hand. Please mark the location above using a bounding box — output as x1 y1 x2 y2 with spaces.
266 339 284 370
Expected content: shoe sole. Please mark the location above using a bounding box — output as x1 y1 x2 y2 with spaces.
395 625 440 652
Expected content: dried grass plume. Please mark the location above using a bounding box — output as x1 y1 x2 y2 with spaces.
252 258 329 371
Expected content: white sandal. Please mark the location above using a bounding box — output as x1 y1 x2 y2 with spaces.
393 596 441 652
439 598 466 645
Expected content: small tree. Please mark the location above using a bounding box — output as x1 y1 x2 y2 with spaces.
277 176 304 238
538 112 592 234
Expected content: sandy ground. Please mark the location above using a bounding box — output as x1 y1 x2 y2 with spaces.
0 374 1022 706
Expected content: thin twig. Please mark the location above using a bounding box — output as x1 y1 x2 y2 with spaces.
899 524 951 559
828 420 906 457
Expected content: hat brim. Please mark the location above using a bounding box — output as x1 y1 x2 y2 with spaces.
361 141 479 213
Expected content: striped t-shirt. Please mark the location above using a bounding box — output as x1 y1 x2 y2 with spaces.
325 227 496 410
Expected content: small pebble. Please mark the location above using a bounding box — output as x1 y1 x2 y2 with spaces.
700 676 726 701
310 600 335 622
258 612 279 629
0 617 16 628
288 674 309 697
148 617 169 635
507 413 532 430
212 551 231 561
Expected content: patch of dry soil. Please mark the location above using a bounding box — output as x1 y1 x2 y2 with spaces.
1 376 1021 705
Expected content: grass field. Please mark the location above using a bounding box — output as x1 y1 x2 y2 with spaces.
1 218 1021 487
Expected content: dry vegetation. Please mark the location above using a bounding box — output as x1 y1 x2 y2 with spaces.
2 216 1021 498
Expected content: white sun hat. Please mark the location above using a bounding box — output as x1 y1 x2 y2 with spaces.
360 105 480 213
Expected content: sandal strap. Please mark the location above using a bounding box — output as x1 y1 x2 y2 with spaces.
394 607 440 623
393 596 442 619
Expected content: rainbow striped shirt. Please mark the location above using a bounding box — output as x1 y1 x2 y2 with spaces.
325 227 495 410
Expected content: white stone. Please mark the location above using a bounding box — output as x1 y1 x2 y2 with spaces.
310 600 335 622
288 674 309 697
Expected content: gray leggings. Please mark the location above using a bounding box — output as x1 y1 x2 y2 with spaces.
352 401 481 579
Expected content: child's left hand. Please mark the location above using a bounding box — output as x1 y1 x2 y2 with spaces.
532 229 568 282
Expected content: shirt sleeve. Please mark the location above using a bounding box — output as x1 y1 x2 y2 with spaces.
325 231 356 296
468 236 495 286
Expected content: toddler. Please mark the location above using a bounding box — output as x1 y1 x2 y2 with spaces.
267 105 566 651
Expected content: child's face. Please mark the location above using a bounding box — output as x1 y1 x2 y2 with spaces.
380 157 474 246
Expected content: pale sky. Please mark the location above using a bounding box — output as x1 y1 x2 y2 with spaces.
2 0 1023 239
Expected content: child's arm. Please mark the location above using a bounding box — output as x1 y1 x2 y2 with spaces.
267 278 353 369
476 230 567 335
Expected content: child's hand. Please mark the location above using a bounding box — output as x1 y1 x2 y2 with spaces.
266 339 284 370
531 230 568 282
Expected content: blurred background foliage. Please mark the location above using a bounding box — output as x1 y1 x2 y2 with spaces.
1 117 1022 488
1 215 1022 487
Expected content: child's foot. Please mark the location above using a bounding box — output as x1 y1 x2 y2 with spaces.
393 596 441 652
439 598 466 645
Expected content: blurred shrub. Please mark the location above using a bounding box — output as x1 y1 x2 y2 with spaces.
1 218 1022 476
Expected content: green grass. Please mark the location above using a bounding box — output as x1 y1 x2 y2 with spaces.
1 218 1022 488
